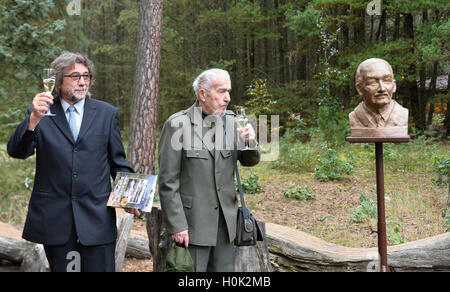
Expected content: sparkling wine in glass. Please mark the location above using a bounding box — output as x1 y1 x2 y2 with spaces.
236 108 249 150
42 68 56 116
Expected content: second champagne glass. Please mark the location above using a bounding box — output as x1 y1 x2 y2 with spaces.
42 68 56 116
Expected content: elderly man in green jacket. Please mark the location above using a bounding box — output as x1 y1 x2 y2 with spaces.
158 69 260 272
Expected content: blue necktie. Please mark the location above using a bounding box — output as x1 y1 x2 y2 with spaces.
68 105 78 141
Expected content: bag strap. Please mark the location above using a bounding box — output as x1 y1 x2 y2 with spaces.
222 115 251 220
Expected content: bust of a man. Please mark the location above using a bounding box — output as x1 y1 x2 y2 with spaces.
349 58 408 137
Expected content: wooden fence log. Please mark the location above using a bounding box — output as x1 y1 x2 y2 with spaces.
266 223 450 272
115 213 135 272
20 243 49 272
126 235 151 259
0 236 34 263
0 213 136 272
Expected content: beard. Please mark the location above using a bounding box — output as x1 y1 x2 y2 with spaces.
212 104 228 117
61 85 89 102
212 109 225 117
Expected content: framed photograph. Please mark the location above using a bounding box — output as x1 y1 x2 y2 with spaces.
107 172 157 213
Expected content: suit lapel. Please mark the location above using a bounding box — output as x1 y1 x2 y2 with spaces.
77 98 96 143
49 99 75 144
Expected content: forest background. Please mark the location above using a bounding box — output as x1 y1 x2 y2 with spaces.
0 0 449 248
0 0 449 143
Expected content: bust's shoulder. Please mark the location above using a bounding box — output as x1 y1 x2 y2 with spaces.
392 100 408 114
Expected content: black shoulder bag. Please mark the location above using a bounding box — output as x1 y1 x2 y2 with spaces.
232 152 264 246
222 114 263 246
226 123 263 246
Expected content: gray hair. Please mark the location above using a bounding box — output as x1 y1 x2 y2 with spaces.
51 52 95 99
192 69 230 99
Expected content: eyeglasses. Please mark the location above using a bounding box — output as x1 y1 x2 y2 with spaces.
63 72 92 82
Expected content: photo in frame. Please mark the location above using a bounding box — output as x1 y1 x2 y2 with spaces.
107 172 157 213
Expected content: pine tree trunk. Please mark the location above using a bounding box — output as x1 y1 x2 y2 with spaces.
404 13 424 131
445 73 450 138
129 0 164 174
426 61 439 126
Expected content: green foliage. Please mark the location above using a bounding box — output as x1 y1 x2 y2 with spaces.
0 145 34 225
283 184 315 201
349 192 406 245
314 148 354 182
238 173 263 194
387 220 406 245
271 135 320 172
431 156 450 186
316 103 350 148
349 192 377 223
0 0 66 143
245 79 278 118
444 213 450 232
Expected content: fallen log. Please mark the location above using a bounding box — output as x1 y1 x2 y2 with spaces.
266 223 450 272
0 236 34 264
20 243 49 272
0 212 136 272
126 235 151 259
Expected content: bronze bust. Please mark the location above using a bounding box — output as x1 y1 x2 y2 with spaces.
349 58 408 137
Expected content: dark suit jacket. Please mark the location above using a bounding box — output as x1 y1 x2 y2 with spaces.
7 98 133 246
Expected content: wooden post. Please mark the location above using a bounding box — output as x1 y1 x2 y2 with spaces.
346 136 410 272
375 142 389 272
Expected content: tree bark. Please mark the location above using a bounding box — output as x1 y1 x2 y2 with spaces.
129 0 164 174
404 13 424 130
445 73 450 137
426 61 439 126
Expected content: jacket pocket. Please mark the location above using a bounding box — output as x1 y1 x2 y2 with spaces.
185 149 209 159
220 150 232 159
180 194 193 209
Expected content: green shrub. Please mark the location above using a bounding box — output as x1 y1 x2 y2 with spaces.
444 213 450 232
349 192 377 223
387 220 406 245
316 104 349 148
283 184 315 201
432 156 449 186
314 148 354 182
0 145 34 225
238 173 263 194
270 132 320 172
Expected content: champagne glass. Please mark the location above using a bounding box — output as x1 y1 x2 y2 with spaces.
236 108 249 150
42 68 56 116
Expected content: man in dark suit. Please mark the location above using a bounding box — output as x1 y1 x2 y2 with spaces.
7 52 134 272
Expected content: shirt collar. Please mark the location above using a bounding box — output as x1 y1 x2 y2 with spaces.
61 98 85 114
362 100 395 122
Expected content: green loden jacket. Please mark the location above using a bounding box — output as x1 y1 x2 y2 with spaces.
158 102 260 246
